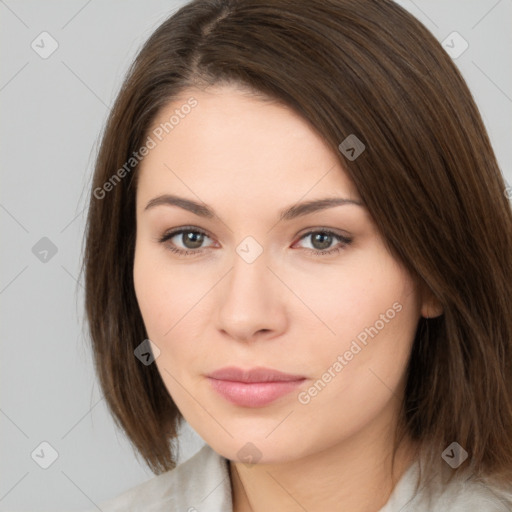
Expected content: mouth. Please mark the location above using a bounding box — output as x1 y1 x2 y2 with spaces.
206 366 307 408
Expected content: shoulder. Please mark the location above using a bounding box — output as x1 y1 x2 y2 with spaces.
381 460 512 512
437 476 512 512
436 481 512 512
83 444 233 512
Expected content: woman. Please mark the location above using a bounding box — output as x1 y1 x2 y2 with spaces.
82 0 512 510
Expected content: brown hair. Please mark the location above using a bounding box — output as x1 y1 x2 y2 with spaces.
81 0 512 498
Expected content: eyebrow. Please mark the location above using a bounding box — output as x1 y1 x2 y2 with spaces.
144 194 364 221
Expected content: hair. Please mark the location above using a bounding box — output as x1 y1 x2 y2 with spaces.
81 0 512 501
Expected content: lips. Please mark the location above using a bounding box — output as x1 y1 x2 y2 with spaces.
208 366 306 383
207 366 306 407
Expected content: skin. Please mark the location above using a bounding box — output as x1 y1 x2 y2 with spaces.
133 84 443 512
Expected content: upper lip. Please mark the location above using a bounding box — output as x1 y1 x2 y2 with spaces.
207 366 306 383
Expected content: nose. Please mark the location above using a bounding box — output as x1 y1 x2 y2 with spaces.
214 248 288 342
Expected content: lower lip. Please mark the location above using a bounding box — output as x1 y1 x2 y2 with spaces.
207 377 305 408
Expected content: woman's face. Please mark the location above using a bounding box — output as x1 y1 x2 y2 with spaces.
133 84 430 464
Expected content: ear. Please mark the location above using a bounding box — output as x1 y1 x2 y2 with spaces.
419 283 443 319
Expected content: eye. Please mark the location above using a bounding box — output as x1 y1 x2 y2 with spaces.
157 226 352 258
158 227 215 256
294 229 352 256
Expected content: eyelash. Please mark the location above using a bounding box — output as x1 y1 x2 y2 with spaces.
157 226 352 258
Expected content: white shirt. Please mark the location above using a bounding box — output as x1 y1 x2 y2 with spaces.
86 444 512 511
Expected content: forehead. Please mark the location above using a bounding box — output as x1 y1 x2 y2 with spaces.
137 85 360 206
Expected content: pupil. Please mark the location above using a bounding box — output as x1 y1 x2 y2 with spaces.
184 231 203 249
313 233 332 250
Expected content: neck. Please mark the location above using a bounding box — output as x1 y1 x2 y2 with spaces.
229 416 417 512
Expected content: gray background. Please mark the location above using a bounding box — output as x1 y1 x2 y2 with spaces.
1 0 511 510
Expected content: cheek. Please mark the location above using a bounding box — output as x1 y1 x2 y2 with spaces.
294 283 418 443
289 248 417 346
133 252 202 403
133 246 185 348
133 245 220 395
294 250 420 389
